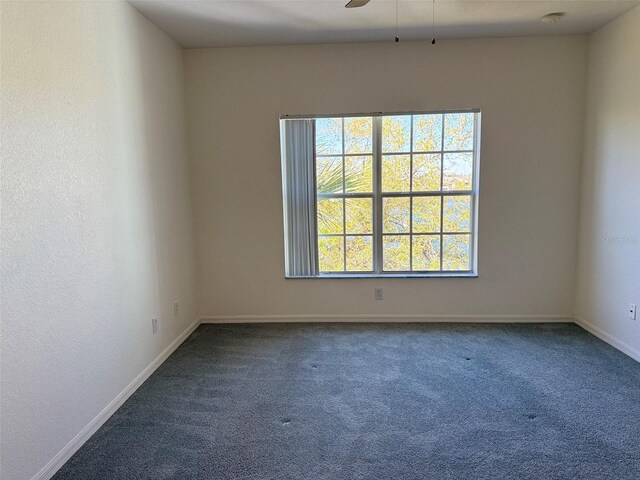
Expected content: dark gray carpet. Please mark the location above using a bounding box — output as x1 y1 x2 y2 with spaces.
53 323 640 480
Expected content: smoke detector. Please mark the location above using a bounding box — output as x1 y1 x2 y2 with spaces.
541 12 566 24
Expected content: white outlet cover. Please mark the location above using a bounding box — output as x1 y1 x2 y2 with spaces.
629 304 637 321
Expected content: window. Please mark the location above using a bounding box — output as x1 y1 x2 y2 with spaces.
280 110 480 278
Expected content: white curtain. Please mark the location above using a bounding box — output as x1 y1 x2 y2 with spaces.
280 119 317 277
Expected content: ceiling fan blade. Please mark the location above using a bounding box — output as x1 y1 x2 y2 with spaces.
345 0 371 8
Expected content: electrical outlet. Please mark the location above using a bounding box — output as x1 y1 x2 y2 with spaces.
629 304 637 321
173 301 179 317
152 318 158 334
375 288 383 301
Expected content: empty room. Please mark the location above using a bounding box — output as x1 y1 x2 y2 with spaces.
2 0 640 479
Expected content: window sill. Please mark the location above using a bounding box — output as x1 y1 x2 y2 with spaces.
286 273 478 279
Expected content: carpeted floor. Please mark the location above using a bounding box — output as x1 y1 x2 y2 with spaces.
53 323 640 479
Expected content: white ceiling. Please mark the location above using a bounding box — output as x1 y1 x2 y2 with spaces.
128 0 640 48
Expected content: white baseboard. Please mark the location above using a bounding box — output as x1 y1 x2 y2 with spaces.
32 318 200 480
199 314 573 324
574 316 640 363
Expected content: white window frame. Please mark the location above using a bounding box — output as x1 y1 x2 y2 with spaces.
283 109 481 278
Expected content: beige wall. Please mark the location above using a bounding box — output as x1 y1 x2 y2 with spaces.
5 3 637 477
575 6 640 358
0 2 196 479
186 36 587 319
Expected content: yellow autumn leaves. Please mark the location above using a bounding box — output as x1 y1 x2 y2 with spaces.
315 113 475 273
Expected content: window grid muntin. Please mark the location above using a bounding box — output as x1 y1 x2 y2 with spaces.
314 111 478 275
380 112 473 273
342 119 345 270
409 117 414 270
316 117 375 273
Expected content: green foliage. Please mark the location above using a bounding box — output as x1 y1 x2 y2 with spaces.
345 198 372 234
413 154 440 191
317 199 342 235
382 116 411 152
345 156 372 193
383 236 410 271
413 197 440 233
316 160 370 236
442 235 471 270
318 236 343 272
382 155 410 192
316 157 343 194
344 117 372 154
383 197 410 233
414 114 442 152
346 236 372 271
413 235 440 270
443 196 471 233
315 113 474 273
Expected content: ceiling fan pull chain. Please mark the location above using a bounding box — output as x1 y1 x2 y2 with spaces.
395 0 399 42
432 0 436 45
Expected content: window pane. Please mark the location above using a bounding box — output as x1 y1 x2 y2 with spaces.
442 234 471 271
382 115 411 153
306 111 478 277
412 235 441 271
412 154 440 192
319 236 344 272
444 113 474 151
383 197 410 233
443 152 473 191
443 195 471 232
345 198 372 234
317 198 343 234
382 154 410 192
412 196 440 233
346 236 373 271
413 114 443 152
383 235 410 271
344 155 372 193
316 156 343 194
315 117 342 155
344 117 372 154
